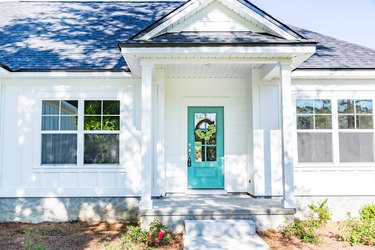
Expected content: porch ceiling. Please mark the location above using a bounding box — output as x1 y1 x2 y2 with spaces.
161 63 260 78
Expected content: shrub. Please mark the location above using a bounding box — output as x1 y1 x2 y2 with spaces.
122 218 172 248
308 199 332 228
359 203 375 222
339 214 375 246
283 219 319 243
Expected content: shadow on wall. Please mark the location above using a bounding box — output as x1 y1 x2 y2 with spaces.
0 197 140 223
0 1 182 70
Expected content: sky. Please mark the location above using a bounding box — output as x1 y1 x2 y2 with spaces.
250 0 375 50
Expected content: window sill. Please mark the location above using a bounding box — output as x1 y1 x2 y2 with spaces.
33 165 125 172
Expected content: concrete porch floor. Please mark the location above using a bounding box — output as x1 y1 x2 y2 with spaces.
140 194 295 232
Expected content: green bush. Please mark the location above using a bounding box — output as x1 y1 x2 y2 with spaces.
122 218 172 248
283 219 319 244
359 203 375 222
339 215 375 246
308 199 332 228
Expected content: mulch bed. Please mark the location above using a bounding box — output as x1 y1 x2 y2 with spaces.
0 221 183 250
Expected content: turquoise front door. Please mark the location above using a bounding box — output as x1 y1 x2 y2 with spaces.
187 107 224 189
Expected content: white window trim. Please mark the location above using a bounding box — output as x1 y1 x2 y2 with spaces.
294 94 375 169
35 94 125 170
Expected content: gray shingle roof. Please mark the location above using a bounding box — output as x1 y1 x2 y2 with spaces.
123 31 315 46
0 1 374 71
0 1 183 71
294 27 375 69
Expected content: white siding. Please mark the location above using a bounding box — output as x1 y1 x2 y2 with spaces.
292 79 375 196
165 77 249 192
0 78 142 197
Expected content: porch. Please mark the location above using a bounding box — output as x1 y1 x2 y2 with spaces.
140 194 295 232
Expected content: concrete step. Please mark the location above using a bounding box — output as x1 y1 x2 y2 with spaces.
185 219 256 238
184 235 270 250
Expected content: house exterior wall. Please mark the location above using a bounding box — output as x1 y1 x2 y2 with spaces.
291 78 375 196
0 77 143 197
164 77 249 193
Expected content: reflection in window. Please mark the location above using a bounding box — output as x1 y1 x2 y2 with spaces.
338 99 373 129
296 99 333 163
194 113 217 162
84 100 120 164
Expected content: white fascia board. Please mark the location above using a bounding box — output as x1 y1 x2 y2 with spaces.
0 67 9 77
140 0 214 40
292 69 375 79
217 0 297 40
1 71 134 79
122 45 316 56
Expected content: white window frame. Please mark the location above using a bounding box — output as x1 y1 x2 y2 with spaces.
35 94 124 170
294 93 375 168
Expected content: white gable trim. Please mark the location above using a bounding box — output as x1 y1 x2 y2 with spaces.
292 69 375 79
0 71 133 79
138 0 299 40
0 67 9 77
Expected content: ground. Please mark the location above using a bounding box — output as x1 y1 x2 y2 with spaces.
259 222 375 250
0 221 374 249
0 221 183 250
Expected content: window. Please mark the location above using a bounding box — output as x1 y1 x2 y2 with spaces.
41 99 120 166
84 101 120 164
338 99 374 162
296 99 333 163
41 100 78 164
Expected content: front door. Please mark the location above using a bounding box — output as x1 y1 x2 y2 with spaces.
187 107 224 189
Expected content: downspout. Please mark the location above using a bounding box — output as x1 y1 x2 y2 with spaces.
0 68 6 190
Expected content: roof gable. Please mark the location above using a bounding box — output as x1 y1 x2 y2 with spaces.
134 0 303 41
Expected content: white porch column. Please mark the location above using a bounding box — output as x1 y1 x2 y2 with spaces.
140 64 154 209
279 62 296 208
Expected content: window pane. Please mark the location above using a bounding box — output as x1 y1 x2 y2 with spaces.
41 134 77 164
314 100 331 114
357 115 373 129
84 101 101 115
103 116 120 130
338 99 354 113
339 115 355 129
61 100 78 115
103 101 120 115
339 133 374 162
297 133 332 162
84 134 119 164
356 100 373 114
42 101 59 115
206 146 216 162
42 116 59 130
195 143 203 162
61 116 78 130
297 115 313 129
84 116 101 130
315 115 332 129
296 99 313 114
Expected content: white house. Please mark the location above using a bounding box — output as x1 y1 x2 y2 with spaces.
0 0 375 226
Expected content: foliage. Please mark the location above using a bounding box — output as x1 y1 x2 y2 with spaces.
21 240 47 250
120 218 172 249
308 199 332 228
359 203 375 222
282 199 332 244
339 214 375 246
195 124 216 141
283 218 320 244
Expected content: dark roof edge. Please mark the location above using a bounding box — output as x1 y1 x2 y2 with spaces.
12 68 131 73
239 0 305 39
295 68 375 71
0 62 12 72
120 41 317 48
131 0 191 40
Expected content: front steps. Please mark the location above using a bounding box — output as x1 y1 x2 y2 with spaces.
184 220 269 250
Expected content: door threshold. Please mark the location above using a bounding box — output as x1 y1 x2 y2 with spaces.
186 189 227 195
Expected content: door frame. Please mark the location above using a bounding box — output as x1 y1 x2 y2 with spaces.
181 97 231 192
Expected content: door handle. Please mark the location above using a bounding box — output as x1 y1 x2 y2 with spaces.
187 157 192 167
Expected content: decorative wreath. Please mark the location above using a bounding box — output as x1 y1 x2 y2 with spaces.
195 119 216 141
